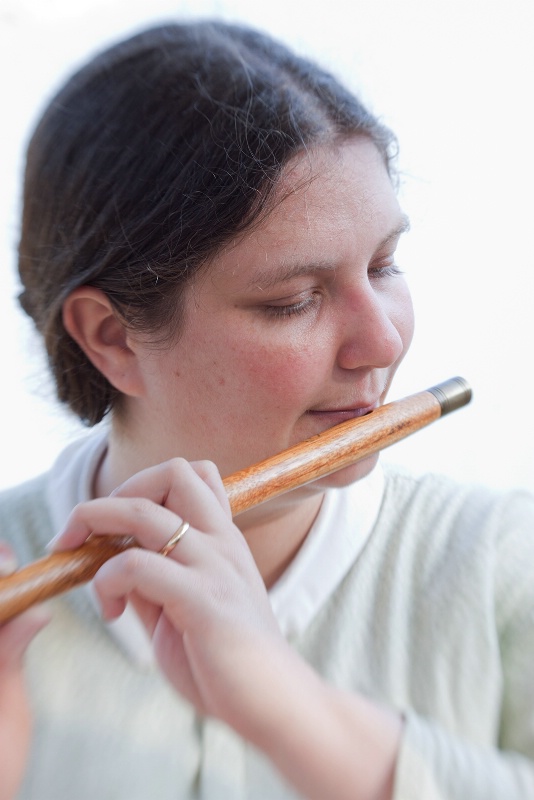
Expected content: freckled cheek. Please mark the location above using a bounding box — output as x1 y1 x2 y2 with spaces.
234 339 326 412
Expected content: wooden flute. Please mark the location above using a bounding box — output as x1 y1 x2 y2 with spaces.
0 377 471 623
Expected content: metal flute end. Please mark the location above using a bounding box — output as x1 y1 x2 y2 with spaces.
427 377 472 416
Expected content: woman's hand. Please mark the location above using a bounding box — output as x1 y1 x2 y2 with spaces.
51 459 401 800
50 458 286 732
0 544 50 800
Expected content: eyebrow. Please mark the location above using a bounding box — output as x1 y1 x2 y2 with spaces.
245 214 411 291
379 214 411 248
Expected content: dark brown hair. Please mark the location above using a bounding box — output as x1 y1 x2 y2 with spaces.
18 20 396 425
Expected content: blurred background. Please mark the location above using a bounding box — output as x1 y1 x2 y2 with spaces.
0 0 533 491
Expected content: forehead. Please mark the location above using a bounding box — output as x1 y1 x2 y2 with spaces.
204 138 403 284
276 137 392 211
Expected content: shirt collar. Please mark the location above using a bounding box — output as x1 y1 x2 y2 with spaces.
269 466 384 639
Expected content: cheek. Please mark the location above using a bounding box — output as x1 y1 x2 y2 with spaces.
175 319 324 424
232 335 326 413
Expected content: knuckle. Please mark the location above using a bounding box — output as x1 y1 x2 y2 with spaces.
195 459 222 482
117 546 151 576
160 457 193 488
165 457 191 476
129 497 157 519
128 499 172 534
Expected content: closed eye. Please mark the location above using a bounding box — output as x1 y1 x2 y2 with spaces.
261 293 321 319
369 264 404 280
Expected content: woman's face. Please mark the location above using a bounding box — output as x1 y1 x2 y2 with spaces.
128 138 414 488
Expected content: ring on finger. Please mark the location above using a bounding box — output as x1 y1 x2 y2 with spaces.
160 521 190 557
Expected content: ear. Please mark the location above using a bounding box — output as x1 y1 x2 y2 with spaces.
62 286 144 397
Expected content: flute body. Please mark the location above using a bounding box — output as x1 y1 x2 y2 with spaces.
0 377 471 623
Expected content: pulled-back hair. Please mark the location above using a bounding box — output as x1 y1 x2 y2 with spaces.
18 20 396 425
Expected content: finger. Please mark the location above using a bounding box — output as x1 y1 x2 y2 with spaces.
50 460 231 554
49 496 184 552
111 458 231 529
92 543 239 627
189 460 231 517
127 591 162 636
93 548 192 623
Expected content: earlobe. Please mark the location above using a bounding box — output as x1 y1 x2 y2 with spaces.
62 287 144 396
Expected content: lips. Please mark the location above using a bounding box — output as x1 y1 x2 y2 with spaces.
306 403 377 426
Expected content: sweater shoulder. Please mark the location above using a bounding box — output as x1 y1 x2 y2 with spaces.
379 463 534 623
381 462 534 536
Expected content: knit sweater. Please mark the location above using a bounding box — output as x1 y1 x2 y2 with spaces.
1 462 534 799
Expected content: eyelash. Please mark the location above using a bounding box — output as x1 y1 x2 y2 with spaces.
261 264 404 319
369 264 404 280
262 294 319 319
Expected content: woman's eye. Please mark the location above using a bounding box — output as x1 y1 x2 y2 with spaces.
262 293 319 319
369 263 404 280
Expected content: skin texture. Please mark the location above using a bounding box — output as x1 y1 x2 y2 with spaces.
2 137 413 799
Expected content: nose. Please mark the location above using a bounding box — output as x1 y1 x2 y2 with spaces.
335 285 406 371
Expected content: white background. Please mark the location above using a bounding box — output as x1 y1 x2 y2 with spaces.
0 0 533 491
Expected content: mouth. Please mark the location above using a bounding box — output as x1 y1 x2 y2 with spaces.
306 403 378 427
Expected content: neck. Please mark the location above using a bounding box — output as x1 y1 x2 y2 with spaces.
234 492 325 587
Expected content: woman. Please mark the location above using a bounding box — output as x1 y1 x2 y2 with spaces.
1 20 533 800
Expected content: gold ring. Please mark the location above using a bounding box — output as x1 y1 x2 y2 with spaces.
160 521 190 557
